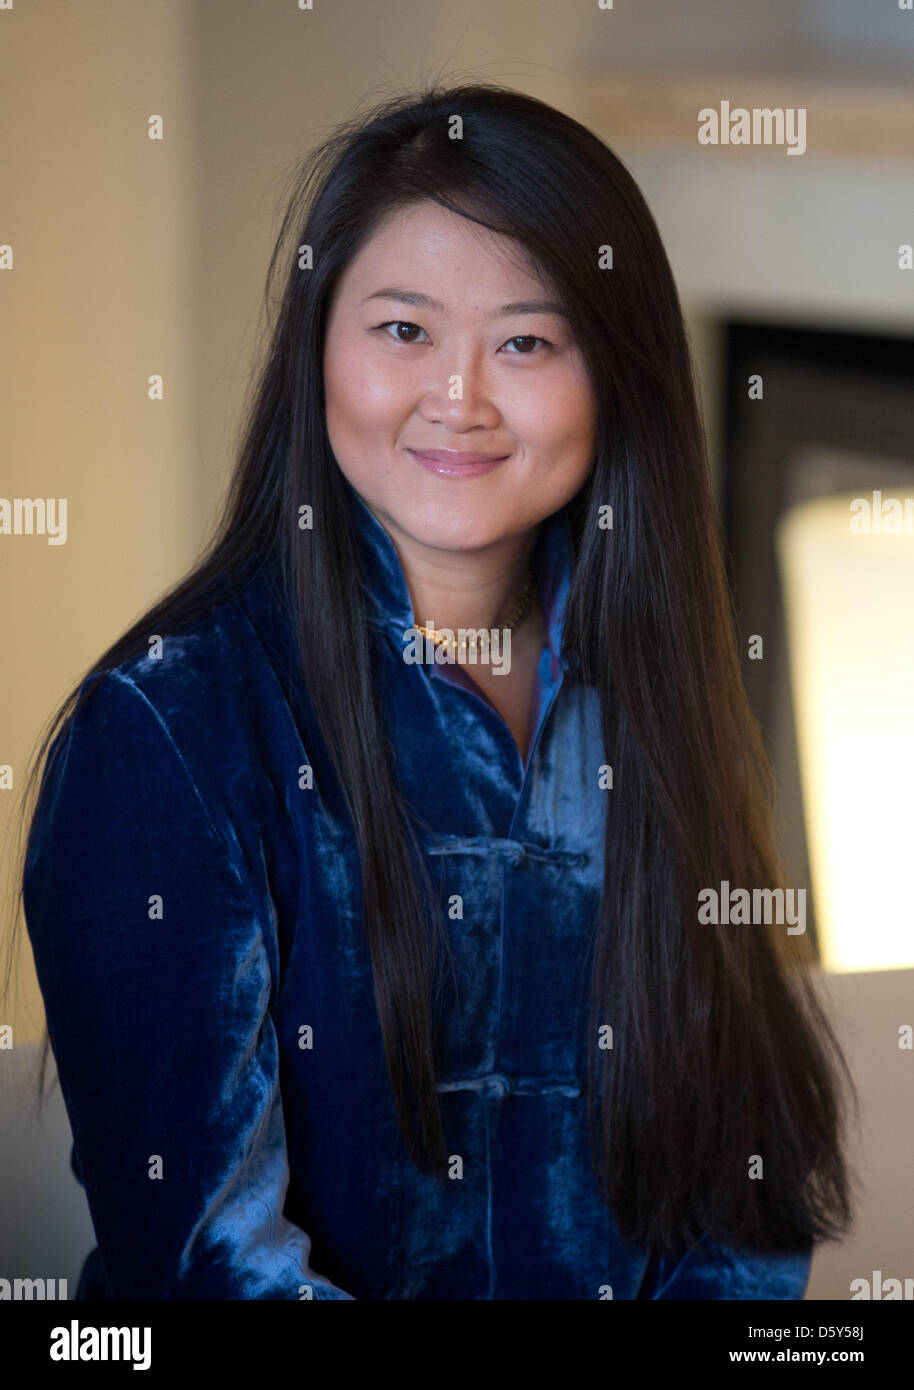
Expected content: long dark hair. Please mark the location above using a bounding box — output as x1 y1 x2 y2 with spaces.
7 81 857 1259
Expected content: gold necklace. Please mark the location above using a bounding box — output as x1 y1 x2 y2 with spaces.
415 570 536 659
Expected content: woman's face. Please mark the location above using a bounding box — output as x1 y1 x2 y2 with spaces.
322 199 597 554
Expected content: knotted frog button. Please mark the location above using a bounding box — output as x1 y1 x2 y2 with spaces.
482 1073 510 1100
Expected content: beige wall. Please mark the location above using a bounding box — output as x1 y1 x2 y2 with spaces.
1 0 200 1043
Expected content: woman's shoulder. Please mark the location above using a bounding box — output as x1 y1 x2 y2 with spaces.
22 574 302 988
37 567 302 840
74 565 293 746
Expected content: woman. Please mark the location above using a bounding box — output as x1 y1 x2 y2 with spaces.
17 82 855 1299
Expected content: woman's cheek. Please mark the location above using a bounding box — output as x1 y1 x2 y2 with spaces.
509 380 577 451
357 364 413 414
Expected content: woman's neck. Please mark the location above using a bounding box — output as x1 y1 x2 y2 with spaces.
382 516 541 639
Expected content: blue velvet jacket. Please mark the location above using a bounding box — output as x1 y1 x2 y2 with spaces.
23 488 813 1300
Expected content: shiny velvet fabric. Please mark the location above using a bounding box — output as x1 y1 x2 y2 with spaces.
23 489 813 1300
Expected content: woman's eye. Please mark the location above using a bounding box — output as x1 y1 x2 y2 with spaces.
377 320 429 344
501 335 552 355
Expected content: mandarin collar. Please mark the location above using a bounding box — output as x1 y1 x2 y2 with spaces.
345 480 576 666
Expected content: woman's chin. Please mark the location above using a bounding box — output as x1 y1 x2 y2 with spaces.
398 511 526 554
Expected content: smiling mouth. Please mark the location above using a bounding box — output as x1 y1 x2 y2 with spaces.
406 448 511 477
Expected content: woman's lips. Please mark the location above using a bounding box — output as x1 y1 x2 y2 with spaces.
406 448 510 478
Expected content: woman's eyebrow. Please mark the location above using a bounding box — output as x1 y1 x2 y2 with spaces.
361 288 569 318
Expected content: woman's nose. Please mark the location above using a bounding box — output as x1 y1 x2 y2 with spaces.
417 355 502 430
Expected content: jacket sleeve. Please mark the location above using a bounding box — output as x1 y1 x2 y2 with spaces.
638 1233 813 1300
23 669 354 1300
